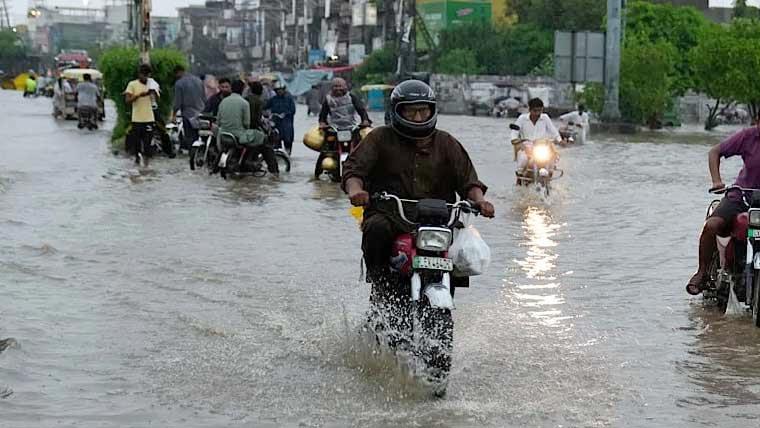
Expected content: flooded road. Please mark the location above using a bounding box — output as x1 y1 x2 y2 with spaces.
2 89 760 427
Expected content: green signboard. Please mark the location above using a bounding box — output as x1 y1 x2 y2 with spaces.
417 0 492 44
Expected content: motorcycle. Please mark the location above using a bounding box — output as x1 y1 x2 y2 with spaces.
188 115 219 172
77 106 98 131
315 124 367 182
216 131 291 179
703 186 760 326
559 121 584 146
510 124 563 196
368 192 480 397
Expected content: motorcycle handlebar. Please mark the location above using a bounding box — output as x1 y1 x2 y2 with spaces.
370 192 480 227
709 185 760 195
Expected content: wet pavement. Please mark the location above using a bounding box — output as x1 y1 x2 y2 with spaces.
2 89 760 427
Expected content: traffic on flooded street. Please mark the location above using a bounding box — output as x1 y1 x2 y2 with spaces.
4 86 760 427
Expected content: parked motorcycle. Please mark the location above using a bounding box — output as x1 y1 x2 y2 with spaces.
368 192 481 397
314 124 368 182
188 115 218 172
510 124 562 196
216 131 291 179
703 186 760 325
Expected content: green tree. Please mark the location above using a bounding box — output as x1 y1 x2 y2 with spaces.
512 0 606 31
624 0 710 95
718 18 760 119
436 23 552 76
99 47 187 145
352 46 398 86
690 25 740 130
735 0 760 19
0 30 25 59
435 49 483 75
620 36 677 127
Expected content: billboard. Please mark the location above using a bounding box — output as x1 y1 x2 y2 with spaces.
417 0 492 42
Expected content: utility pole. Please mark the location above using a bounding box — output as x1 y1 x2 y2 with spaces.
0 0 11 30
396 0 416 77
136 0 152 64
602 0 622 121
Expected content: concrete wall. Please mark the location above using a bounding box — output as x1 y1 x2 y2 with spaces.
430 74 575 115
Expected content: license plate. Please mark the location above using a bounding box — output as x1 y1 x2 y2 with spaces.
337 130 352 141
751 229 760 238
413 256 453 271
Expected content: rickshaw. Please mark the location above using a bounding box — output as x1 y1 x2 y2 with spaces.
55 68 105 121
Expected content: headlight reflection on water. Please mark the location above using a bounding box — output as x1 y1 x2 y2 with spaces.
510 207 570 329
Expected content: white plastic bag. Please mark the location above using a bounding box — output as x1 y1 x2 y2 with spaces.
449 222 491 277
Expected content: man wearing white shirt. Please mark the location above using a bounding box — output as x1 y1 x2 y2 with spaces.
512 98 560 172
514 98 561 142
559 104 590 143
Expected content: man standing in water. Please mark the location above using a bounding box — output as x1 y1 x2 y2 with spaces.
265 81 296 155
687 112 760 295
124 64 157 166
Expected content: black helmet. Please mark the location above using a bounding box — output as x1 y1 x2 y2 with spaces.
390 80 438 139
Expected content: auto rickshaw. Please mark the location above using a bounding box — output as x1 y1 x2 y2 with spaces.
54 68 105 121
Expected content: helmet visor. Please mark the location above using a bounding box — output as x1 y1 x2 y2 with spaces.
395 101 436 124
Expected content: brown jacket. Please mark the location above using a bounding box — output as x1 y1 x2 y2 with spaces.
342 126 487 221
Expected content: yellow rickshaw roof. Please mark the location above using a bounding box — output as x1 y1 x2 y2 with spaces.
62 68 103 80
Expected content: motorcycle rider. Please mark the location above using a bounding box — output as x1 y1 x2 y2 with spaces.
512 98 561 176
172 65 207 150
687 112 760 295
265 80 296 155
246 81 266 131
343 80 495 290
204 77 232 117
76 73 100 130
559 103 590 141
217 79 279 177
24 74 37 98
318 77 371 129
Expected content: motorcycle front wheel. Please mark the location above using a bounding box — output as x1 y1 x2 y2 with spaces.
417 304 454 397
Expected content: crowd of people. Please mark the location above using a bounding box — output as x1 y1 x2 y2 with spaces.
123 64 298 169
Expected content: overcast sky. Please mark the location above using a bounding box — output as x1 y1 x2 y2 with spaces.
9 0 205 25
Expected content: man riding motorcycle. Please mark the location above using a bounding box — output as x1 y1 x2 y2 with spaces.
512 98 561 180
76 73 100 130
216 79 279 177
318 77 371 130
343 79 495 290
687 112 760 295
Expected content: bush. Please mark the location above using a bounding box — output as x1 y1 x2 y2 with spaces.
576 82 605 115
435 49 483 75
99 47 188 145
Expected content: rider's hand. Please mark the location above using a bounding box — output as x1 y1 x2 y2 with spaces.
475 200 495 218
349 189 370 207
360 121 371 128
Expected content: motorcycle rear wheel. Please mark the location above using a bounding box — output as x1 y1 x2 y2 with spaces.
275 151 291 173
188 146 200 170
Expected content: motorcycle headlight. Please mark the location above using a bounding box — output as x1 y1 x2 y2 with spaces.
750 209 760 228
416 227 452 252
533 145 552 163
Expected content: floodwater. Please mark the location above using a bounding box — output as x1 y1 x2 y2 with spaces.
2 89 760 427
